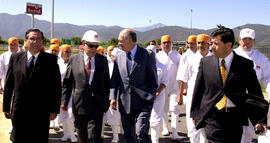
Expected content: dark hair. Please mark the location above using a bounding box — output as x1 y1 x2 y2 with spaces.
211 25 235 48
125 31 137 42
25 29 44 40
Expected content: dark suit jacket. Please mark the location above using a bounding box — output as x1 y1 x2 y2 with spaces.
110 46 158 114
190 52 267 129
3 51 62 141
61 52 110 115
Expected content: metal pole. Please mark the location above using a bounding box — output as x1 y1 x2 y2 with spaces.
190 9 193 35
51 0 54 39
32 14 35 28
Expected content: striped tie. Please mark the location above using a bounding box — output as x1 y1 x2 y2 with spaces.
216 59 227 110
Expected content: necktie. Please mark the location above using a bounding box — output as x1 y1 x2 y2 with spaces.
27 56 35 77
85 58 91 80
126 52 132 74
216 59 227 110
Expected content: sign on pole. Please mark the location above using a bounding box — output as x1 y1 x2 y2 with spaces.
25 2 42 28
25 2 42 15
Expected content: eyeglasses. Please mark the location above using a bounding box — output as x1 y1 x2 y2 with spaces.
85 43 99 49
162 41 171 44
197 42 209 45
28 37 42 41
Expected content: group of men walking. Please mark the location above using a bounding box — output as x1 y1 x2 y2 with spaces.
1 25 270 143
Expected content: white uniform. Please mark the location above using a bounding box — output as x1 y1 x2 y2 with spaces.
176 49 196 82
102 49 122 143
179 51 211 143
0 49 20 87
57 58 77 142
234 47 270 143
150 60 168 143
156 50 181 138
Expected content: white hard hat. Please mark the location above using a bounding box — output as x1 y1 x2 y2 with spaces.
111 48 121 56
240 28 255 40
146 45 157 54
82 30 100 43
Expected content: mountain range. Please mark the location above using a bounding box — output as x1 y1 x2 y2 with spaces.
1 13 270 46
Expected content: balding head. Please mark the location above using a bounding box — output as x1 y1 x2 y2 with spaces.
118 28 137 52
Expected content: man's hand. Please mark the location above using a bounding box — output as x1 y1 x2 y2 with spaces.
177 95 183 105
110 100 117 110
50 113 57 120
255 123 267 134
4 112 11 119
60 105 68 111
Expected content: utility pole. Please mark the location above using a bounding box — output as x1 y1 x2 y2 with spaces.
190 9 193 35
51 0 54 39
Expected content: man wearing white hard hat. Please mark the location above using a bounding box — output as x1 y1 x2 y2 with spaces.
234 28 270 143
147 45 168 143
61 30 110 143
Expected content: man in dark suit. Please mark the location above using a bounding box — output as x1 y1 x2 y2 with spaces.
61 30 110 143
110 29 158 143
190 26 268 143
3 29 62 143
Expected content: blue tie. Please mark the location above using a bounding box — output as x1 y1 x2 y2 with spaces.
126 52 132 75
27 56 35 78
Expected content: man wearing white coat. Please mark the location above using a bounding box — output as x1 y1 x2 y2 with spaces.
147 45 168 143
177 34 212 143
234 28 270 143
176 35 197 104
156 35 181 140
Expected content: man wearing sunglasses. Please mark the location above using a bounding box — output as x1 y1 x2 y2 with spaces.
61 30 110 143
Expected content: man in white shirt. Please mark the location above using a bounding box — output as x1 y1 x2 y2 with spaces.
176 35 197 105
234 28 270 143
147 45 168 143
178 34 212 143
0 37 20 93
156 35 181 140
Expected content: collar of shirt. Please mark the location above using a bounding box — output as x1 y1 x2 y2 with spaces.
128 45 137 60
83 51 95 65
27 51 40 64
219 51 234 73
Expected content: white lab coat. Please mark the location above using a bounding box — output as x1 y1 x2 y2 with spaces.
150 60 168 142
0 49 20 87
176 48 196 81
234 47 270 143
180 51 212 143
104 60 121 126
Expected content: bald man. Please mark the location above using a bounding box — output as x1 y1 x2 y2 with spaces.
110 29 158 143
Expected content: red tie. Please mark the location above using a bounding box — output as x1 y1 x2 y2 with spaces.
85 58 91 80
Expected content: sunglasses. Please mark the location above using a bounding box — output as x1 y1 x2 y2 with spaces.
85 43 99 49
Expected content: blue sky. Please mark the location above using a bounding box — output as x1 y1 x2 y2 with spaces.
0 0 270 29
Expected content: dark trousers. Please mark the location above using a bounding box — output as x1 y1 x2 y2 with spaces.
119 95 153 143
74 109 104 143
204 108 244 143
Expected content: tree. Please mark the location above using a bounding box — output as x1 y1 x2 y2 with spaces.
43 37 50 46
0 36 5 44
107 38 118 46
18 38 24 45
71 37 82 46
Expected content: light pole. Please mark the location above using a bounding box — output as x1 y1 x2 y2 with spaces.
190 9 193 35
51 0 54 39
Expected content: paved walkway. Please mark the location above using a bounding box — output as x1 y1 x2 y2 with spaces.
1 93 269 143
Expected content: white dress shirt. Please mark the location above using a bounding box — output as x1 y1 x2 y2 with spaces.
83 52 95 85
219 51 235 107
